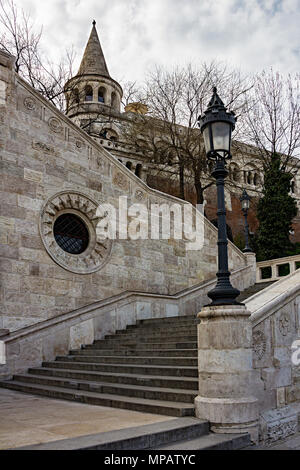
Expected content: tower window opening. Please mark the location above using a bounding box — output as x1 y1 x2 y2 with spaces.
98 87 106 103
85 85 93 101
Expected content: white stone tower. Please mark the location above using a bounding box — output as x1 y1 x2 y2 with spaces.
64 20 123 139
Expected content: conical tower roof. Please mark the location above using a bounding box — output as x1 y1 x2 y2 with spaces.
78 20 110 77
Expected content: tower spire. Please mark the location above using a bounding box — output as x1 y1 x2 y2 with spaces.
78 20 110 77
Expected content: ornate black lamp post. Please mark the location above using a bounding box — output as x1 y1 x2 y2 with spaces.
198 87 240 305
240 189 252 252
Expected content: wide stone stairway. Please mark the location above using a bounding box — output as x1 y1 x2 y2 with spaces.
0 315 199 417
0 283 273 449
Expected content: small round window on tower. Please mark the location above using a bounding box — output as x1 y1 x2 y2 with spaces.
54 213 89 254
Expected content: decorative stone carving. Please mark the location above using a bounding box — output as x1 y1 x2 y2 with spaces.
112 171 129 190
260 406 298 445
278 312 291 336
48 117 63 134
253 330 267 360
75 139 84 149
24 97 36 111
32 141 55 154
135 189 145 201
39 191 112 274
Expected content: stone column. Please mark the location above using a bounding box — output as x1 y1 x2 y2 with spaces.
194 304 259 443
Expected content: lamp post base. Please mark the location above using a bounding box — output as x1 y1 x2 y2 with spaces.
207 273 241 306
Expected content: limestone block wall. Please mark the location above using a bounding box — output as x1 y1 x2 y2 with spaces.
0 51 247 332
245 270 300 443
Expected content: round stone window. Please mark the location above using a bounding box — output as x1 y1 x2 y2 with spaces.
53 213 89 255
40 191 112 274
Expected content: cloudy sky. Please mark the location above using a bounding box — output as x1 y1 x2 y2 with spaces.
7 0 300 85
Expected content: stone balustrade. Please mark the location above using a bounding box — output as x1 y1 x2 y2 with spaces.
256 254 300 283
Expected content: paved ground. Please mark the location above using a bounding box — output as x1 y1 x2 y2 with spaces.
1 388 299 450
0 388 175 450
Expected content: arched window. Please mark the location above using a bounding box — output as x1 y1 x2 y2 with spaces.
98 87 106 103
232 166 239 182
253 173 258 186
135 163 142 178
99 129 107 139
85 85 93 101
126 161 132 170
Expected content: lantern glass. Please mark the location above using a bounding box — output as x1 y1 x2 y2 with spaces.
241 198 250 210
211 121 231 153
203 125 212 154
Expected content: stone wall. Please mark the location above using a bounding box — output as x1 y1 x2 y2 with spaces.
245 270 300 444
0 52 247 332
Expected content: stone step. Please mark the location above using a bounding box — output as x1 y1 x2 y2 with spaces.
86 341 198 350
131 318 199 330
153 432 251 450
45 360 198 377
103 330 197 341
57 354 198 367
13 418 210 450
75 348 198 357
13 373 197 403
28 367 199 390
0 380 195 417
113 325 197 337
138 315 197 326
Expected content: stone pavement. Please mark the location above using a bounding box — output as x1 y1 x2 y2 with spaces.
1 388 300 451
0 388 175 450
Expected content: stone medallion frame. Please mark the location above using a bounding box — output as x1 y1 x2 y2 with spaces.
39 190 112 274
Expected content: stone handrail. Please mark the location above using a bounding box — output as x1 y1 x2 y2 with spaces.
0 263 254 378
256 254 300 283
246 267 300 326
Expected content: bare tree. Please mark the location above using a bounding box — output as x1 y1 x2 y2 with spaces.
241 69 300 174
0 0 76 111
122 62 252 204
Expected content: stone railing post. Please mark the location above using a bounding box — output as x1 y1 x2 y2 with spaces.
194 304 259 443
244 252 256 287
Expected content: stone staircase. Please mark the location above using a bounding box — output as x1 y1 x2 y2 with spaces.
0 283 272 417
0 315 199 417
0 284 275 449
